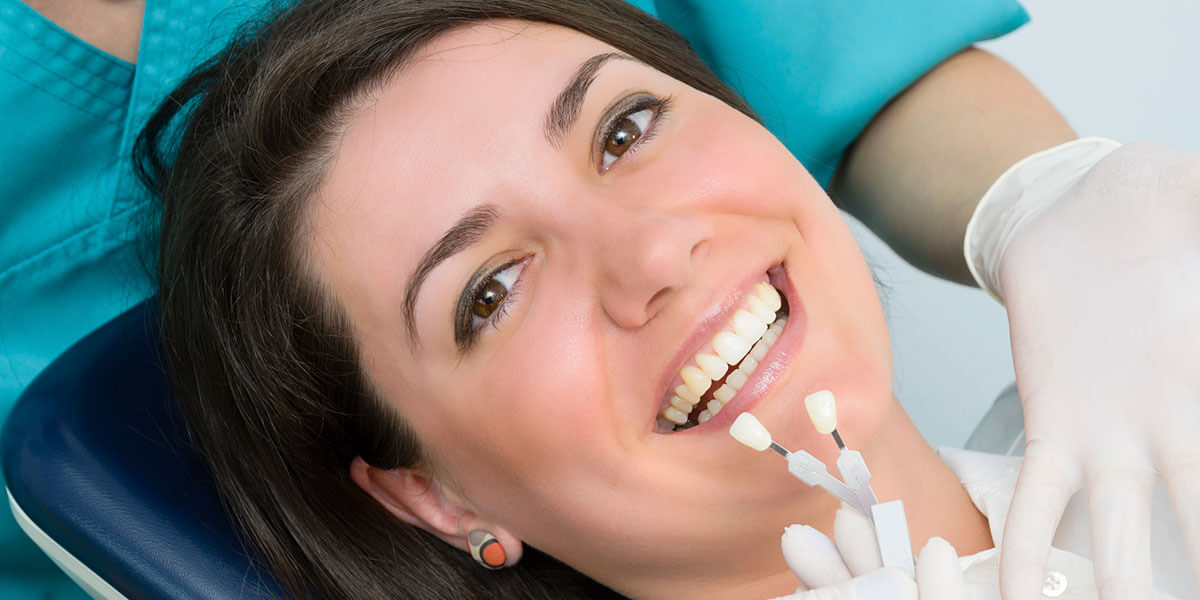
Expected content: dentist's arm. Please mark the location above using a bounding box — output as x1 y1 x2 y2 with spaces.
835 46 1200 599
831 47 1074 283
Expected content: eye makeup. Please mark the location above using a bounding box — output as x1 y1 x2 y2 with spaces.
593 92 672 173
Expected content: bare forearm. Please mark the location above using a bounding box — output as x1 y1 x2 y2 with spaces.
831 48 1075 284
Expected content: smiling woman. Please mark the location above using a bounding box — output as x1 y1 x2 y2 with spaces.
137 0 995 598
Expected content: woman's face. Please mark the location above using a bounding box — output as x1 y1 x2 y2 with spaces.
310 20 892 595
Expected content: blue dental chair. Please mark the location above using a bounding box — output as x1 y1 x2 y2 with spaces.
1 299 282 599
1 299 1026 599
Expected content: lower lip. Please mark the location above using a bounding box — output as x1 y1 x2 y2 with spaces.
672 264 806 435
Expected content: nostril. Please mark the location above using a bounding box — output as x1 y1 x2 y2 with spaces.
644 286 672 321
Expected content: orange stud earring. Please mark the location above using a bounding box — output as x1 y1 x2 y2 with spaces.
467 530 506 570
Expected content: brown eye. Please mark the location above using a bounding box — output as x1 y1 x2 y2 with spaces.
472 278 507 319
600 106 655 170
605 117 641 157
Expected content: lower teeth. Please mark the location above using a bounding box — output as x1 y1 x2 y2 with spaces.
669 313 787 431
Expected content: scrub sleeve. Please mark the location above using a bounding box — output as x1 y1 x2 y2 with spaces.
0 0 1024 596
0 0 266 596
631 0 1029 187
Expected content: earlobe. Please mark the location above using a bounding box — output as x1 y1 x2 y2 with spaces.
348 457 524 567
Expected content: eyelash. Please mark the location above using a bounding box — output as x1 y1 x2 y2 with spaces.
455 258 527 351
454 94 672 350
595 93 672 173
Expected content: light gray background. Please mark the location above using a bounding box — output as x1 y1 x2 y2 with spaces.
860 0 1200 448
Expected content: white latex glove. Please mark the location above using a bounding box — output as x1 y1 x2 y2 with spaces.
771 505 969 600
965 139 1200 599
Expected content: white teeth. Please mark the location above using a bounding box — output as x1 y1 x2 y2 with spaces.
713 383 736 404
762 323 782 345
669 395 693 413
756 281 782 312
680 366 711 397
659 282 789 431
695 352 728 380
674 385 700 405
747 295 777 324
731 310 768 343
726 369 748 391
749 339 769 361
738 355 759 375
712 331 751 365
662 406 688 425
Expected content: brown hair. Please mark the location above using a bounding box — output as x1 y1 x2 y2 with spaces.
136 0 755 597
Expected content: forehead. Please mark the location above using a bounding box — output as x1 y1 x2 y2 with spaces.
308 21 618 344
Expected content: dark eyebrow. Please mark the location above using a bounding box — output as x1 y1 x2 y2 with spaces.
543 52 631 148
402 203 501 345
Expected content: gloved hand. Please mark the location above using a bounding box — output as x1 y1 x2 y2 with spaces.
965 139 1200 598
771 505 969 600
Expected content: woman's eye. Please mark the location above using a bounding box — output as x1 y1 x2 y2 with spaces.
456 258 527 350
471 278 508 319
597 94 670 172
602 108 653 168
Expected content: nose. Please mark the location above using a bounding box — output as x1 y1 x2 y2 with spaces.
595 208 713 329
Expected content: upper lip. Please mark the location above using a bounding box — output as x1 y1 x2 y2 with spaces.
651 264 777 421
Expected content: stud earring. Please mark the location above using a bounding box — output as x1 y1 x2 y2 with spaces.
467 530 507 569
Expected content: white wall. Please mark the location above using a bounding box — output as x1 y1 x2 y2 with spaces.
869 0 1200 448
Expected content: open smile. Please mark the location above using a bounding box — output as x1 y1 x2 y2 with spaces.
655 265 794 433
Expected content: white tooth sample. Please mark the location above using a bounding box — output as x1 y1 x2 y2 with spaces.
749 339 770 361
726 369 748 391
713 384 736 404
804 390 838 434
712 331 751 365
680 366 712 397
675 385 701 405
738 355 759 375
697 410 712 424
731 309 768 343
669 395 693 412
729 412 772 451
662 406 688 425
757 282 783 312
695 352 728 380
708 399 725 415
747 295 777 324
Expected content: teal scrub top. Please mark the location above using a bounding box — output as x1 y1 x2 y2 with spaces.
0 0 1027 596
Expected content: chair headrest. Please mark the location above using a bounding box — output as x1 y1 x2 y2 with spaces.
2 299 283 599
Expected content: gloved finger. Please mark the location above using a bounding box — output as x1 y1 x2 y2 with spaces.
1086 462 1155 600
770 568 917 600
1161 446 1200 597
999 445 1079 600
833 504 883 576
916 537 967 600
781 524 854 588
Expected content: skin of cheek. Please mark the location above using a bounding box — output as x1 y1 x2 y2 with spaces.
660 93 895 462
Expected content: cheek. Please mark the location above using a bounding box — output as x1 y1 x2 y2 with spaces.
427 294 618 501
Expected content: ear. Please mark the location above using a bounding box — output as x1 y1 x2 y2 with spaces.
349 456 523 566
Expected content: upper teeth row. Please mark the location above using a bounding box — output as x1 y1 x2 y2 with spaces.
659 282 783 426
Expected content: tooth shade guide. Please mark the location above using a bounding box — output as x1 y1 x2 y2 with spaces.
831 429 846 450
728 412 772 450
803 390 837 435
